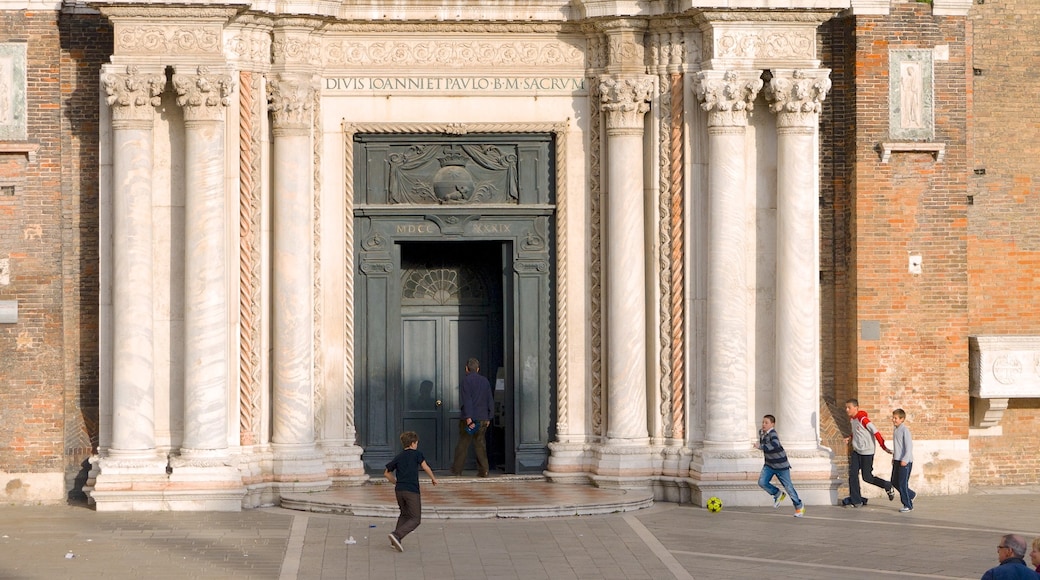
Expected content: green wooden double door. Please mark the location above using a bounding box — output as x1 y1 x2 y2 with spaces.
398 242 506 470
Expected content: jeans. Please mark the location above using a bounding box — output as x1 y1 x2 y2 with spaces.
758 465 803 508
849 451 891 504
890 460 916 509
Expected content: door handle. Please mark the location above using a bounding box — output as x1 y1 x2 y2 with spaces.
435 399 442 407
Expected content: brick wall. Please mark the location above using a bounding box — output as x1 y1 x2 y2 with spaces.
0 10 109 500
966 0 1040 486
822 3 971 490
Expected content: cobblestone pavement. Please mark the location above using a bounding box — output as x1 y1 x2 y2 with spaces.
0 486 1037 580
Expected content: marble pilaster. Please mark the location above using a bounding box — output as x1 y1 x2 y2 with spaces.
766 69 831 450
695 70 762 450
267 72 330 490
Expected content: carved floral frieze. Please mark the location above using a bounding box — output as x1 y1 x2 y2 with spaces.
225 29 273 66
322 38 585 69
115 25 222 56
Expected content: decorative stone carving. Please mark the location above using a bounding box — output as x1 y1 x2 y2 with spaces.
102 65 165 122
969 335 1040 429
599 75 654 131
694 70 763 128
173 66 234 122
714 30 814 60
115 26 222 56
272 36 321 66
323 39 584 69
267 73 316 131
225 27 273 67
387 144 518 205
765 69 831 128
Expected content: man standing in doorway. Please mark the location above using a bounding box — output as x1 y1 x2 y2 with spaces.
451 357 494 477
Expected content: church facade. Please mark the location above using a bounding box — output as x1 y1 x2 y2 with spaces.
1 0 1038 510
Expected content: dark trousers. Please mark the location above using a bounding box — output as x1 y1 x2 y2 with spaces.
890 461 916 509
451 419 490 476
393 490 422 540
849 451 891 503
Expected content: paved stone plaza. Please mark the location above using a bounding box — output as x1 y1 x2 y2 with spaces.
0 486 1037 579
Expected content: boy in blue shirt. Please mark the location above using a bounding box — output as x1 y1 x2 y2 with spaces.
384 431 438 552
755 414 805 517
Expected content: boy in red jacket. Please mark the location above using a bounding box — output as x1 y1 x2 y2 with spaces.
842 399 895 508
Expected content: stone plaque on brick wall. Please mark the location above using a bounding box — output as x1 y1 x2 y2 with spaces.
889 49 934 141
0 43 27 141
969 335 1040 398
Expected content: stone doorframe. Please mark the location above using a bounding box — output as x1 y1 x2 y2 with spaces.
343 122 570 474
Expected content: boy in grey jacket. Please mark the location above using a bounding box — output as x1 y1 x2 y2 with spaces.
890 408 917 512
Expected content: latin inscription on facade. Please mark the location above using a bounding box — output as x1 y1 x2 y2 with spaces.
324 76 585 94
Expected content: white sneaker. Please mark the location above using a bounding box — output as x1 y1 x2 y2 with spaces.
388 533 404 552
794 507 805 518
773 492 787 508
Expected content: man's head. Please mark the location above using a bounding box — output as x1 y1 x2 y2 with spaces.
997 534 1027 563
466 357 480 373
845 398 860 418
400 431 419 449
761 415 776 431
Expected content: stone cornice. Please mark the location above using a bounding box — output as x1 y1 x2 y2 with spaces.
94 3 245 20
693 10 837 25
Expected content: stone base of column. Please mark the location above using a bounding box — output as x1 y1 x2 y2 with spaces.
688 447 841 508
320 440 369 485
88 453 246 511
271 443 333 494
587 440 654 491
543 441 592 483
164 452 248 511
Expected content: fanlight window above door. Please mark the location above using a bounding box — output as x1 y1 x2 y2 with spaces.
401 265 490 306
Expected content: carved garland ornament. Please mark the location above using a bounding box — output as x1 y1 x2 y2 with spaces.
116 26 222 55
323 39 584 69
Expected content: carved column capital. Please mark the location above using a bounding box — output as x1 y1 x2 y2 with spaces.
694 70 763 128
599 75 654 132
102 64 165 124
765 69 831 129
172 65 235 122
267 72 317 133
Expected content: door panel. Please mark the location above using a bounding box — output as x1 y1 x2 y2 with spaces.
401 318 441 465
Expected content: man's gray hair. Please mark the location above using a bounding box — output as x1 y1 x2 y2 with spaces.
466 357 480 372
1003 534 1027 558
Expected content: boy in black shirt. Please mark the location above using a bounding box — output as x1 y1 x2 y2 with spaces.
384 431 438 552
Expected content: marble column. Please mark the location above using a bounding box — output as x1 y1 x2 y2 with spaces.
171 65 235 459
766 69 831 449
599 75 654 443
267 72 329 487
694 70 763 450
101 64 166 461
